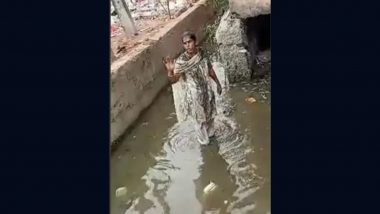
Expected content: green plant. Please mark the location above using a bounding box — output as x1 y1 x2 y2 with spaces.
204 0 229 51
212 0 229 16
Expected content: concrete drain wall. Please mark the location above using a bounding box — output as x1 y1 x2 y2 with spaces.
110 0 215 145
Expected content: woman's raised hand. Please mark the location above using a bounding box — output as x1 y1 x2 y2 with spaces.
162 56 175 72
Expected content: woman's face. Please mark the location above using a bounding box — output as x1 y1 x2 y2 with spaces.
183 36 196 55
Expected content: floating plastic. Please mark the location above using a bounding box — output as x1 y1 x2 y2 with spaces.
203 181 217 194
115 187 127 197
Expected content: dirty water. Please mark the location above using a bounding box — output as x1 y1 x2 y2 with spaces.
110 71 271 214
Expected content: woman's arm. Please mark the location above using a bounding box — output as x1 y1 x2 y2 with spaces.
168 69 182 84
208 65 222 95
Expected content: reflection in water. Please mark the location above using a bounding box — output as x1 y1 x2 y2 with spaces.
120 62 265 214
126 120 205 214
125 114 263 214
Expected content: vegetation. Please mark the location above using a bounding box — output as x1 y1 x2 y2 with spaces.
203 0 229 57
211 0 229 16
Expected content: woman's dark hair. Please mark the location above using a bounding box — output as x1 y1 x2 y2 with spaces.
182 31 196 42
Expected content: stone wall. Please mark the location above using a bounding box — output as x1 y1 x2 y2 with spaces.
216 0 271 82
110 0 215 145
215 10 252 82
229 0 270 19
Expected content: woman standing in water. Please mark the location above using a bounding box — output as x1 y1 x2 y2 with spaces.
163 31 222 139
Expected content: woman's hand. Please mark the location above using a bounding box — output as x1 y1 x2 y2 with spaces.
162 56 175 74
163 56 181 84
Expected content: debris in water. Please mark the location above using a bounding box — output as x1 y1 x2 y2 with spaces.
141 122 149 127
224 200 228 204
115 187 127 197
133 136 136 139
245 97 256 103
203 181 217 194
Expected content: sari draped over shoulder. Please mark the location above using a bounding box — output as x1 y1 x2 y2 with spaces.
171 51 216 130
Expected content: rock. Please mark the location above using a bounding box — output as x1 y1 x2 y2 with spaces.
216 10 252 82
218 45 252 82
229 0 271 19
215 10 247 46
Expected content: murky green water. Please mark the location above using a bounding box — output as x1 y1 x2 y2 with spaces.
110 80 270 214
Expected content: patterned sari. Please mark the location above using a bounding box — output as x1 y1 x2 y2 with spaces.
171 50 216 136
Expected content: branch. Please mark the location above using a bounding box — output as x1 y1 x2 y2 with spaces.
166 0 171 19
157 0 169 15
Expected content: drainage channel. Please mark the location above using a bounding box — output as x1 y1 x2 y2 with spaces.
110 76 271 214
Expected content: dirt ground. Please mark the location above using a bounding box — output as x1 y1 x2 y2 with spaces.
111 0 199 59
111 17 172 58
